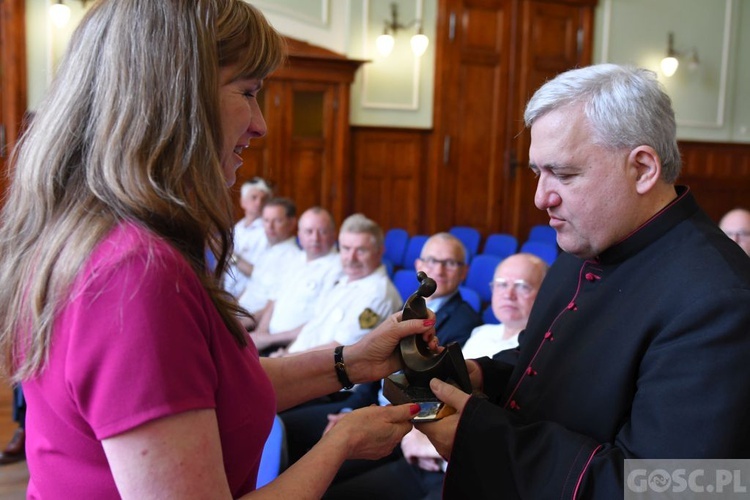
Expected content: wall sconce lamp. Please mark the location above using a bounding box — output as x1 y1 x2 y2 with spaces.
376 3 429 58
660 32 699 77
49 0 90 28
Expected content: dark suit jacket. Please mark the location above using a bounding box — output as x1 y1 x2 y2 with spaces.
434 292 482 347
444 187 750 499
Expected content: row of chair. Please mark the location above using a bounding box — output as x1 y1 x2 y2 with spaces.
383 225 559 272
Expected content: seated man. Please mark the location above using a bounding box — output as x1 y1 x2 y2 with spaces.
322 252 548 500
223 177 272 297
281 213 402 355
462 252 548 357
237 197 300 317
411 232 482 346
250 207 343 352
719 207 750 256
281 232 482 483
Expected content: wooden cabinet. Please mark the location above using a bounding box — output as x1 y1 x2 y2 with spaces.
236 38 363 224
423 0 596 239
0 0 28 206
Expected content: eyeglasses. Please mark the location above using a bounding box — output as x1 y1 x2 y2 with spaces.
420 257 465 270
489 278 534 297
724 230 750 241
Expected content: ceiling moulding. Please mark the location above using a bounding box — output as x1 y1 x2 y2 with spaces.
253 0 330 28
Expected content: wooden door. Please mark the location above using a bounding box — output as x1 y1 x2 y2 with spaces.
0 0 27 205
428 0 514 236
507 0 596 240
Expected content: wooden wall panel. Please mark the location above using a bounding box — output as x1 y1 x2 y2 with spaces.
678 141 750 223
350 127 430 234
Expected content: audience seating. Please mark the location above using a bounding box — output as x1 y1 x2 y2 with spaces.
401 234 429 270
527 224 557 246
481 233 518 259
256 415 287 488
383 228 409 272
392 269 420 302
463 254 502 305
449 226 481 262
520 240 558 266
458 286 481 313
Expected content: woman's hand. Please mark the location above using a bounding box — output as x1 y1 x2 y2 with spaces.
322 403 420 461
343 311 439 384
415 378 472 461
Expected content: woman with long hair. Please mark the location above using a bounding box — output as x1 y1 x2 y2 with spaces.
0 1 434 497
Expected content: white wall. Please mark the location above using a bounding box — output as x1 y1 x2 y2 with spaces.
26 0 750 142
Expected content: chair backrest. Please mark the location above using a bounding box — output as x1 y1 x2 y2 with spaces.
482 304 500 324
458 286 481 313
527 225 557 246
392 269 421 302
463 254 502 304
481 233 518 259
383 228 409 269
401 234 429 270
520 241 558 266
256 415 287 488
449 226 481 262
382 258 395 278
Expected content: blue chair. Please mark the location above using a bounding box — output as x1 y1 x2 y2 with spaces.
449 226 481 262
463 254 502 304
383 228 409 270
256 415 287 488
527 225 557 246
520 241 558 266
481 233 518 259
458 286 481 313
392 269 420 302
401 235 429 270
382 259 394 278
482 304 500 324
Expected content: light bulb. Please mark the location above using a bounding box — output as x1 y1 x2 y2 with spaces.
376 33 395 57
660 56 679 77
49 2 71 28
410 33 429 57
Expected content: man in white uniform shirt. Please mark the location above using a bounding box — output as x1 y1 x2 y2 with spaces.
282 213 402 355
223 177 271 297
250 207 343 352
237 197 300 317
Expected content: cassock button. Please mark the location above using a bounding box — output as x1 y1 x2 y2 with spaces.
566 301 576 310
525 366 537 376
509 400 521 411
584 272 600 282
544 331 554 341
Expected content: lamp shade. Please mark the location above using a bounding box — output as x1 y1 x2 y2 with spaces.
49 2 71 27
660 56 679 77
410 33 429 57
376 33 395 57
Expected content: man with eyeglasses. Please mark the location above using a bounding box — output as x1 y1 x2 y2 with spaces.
719 207 750 256
412 233 483 347
462 253 548 359
326 253 548 500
